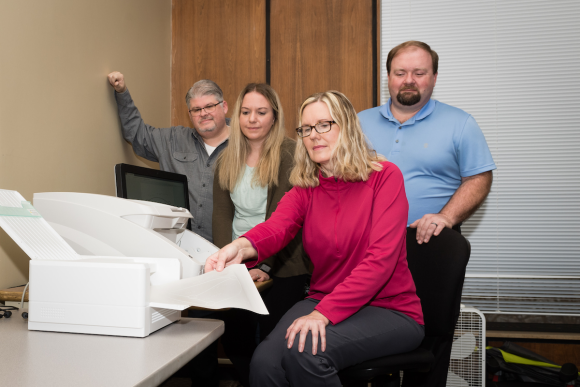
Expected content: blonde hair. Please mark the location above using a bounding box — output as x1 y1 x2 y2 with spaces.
289 91 386 188
216 83 286 191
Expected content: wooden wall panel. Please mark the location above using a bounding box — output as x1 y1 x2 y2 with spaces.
171 0 266 126
270 0 374 137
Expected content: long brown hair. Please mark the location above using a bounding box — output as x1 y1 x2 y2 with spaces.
216 83 286 191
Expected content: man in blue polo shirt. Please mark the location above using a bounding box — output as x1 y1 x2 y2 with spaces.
359 40 496 245
359 41 495 387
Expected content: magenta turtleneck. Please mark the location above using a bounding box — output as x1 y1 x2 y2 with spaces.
243 161 423 325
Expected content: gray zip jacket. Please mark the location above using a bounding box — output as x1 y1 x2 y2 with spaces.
115 89 228 242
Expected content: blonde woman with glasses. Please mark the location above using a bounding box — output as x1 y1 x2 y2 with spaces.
207 90 425 387
212 83 311 387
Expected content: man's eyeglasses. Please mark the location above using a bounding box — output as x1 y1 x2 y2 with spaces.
296 121 336 138
189 101 223 116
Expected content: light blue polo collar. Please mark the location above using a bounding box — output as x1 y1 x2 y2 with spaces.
380 98 436 126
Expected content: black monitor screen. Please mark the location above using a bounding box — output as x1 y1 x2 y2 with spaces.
124 173 187 208
114 164 189 210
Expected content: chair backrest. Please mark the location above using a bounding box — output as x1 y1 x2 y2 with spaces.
406 227 471 337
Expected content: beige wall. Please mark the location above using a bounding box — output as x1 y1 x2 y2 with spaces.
0 0 171 289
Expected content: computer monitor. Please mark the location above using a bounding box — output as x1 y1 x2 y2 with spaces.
114 163 190 211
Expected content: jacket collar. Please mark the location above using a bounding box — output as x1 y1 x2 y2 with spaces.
318 171 351 190
190 127 229 148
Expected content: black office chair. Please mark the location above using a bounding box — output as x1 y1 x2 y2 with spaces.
339 227 471 387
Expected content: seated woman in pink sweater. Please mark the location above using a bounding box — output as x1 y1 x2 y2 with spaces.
205 91 424 387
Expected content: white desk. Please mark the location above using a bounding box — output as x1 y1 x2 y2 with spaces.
0 313 224 387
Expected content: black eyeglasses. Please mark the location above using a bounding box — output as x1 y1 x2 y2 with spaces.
296 121 336 138
189 101 223 116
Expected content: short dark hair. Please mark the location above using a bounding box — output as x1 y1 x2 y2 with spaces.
387 41 439 75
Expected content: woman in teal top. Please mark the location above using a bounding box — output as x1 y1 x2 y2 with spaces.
212 83 310 387
230 163 268 240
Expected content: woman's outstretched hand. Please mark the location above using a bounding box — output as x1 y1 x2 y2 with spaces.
285 310 330 356
204 237 257 273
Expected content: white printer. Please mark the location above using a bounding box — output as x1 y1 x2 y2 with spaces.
33 192 216 279
0 190 267 338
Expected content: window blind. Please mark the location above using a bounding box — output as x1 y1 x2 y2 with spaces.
380 0 580 315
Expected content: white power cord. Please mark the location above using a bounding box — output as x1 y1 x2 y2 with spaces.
20 282 29 310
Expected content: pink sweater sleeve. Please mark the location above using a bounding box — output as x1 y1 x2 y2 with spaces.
315 166 409 324
242 187 308 268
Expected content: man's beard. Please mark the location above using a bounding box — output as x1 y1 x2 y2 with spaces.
396 87 421 106
196 117 216 133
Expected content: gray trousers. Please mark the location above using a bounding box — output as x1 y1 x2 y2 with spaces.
250 298 425 387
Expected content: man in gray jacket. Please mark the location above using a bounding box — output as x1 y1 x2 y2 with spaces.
107 72 229 243
108 73 230 386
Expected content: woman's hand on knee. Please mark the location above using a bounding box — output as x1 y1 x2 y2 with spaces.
285 310 330 355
